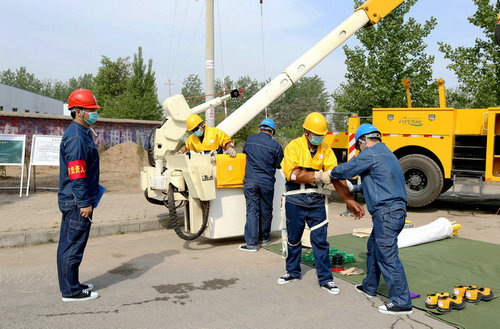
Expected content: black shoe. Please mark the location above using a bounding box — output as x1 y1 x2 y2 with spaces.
62 289 99 302
378 303 413 315
277 274 300 285
238 245 258 252
354 284 375 298
321 282 340 295
79 283 94 291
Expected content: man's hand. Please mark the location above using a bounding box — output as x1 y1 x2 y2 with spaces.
345 200 364 219
175 150 183 155
313 170 331 185
226 147 237 158
80 206 93 219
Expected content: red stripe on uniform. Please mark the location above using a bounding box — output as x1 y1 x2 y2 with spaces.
68 160 87 180
403 134 411 137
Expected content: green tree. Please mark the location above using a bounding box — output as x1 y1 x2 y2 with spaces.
0 67 44 93
93 55 130 114
181 74 204 108
439 0 500 108
332 0 437 128
104 47 162 120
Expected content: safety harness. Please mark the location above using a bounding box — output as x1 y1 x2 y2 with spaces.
280 183 331 258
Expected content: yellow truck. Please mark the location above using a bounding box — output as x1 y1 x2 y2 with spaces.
326 79 500 207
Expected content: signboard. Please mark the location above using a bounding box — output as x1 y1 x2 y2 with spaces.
26 135 62 196
30 135 62 166
0 134 26 197
0 135 26 165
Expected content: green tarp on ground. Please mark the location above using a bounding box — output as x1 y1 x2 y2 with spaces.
264 235 499 329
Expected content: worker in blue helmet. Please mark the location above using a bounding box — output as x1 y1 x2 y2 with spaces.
329 123 412 315
239 118 284 252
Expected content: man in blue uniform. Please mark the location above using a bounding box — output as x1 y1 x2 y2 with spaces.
57 89 101 302
239 118 284 252
329 123 412 314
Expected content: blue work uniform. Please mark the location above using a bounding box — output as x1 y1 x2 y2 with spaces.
281 135 337 286
242 132 284 248
329 142 411 308
57 121 100 298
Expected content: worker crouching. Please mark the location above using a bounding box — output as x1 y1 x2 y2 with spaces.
177 114 237 157
278 112 364 294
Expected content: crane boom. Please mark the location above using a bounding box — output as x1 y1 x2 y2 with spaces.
217 0 403 136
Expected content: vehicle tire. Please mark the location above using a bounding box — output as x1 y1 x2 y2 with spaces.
399 154 443 208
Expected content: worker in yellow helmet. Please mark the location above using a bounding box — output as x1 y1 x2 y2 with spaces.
278 112 364 294
177 114 237 157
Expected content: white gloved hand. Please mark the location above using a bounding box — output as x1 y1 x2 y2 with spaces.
346 180 354 192
226 147 237 158
314 170 331 185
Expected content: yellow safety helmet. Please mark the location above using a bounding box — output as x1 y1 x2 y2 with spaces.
303 112 328 135
186 114 204 131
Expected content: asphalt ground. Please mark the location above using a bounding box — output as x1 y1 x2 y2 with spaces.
0 184 498 328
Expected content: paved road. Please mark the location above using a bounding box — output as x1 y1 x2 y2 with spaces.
0 228 452 329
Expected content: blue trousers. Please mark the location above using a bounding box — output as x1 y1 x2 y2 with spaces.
243 183 274 247
362 206 412 308
285 202 332 286
57 204 92 297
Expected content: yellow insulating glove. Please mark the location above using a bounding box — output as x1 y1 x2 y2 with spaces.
226 147 237 158
313 170 331 185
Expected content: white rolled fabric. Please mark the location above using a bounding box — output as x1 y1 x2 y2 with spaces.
397 217 453 249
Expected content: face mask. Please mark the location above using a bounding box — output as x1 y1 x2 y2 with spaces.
308 134 324 146
193 127 204 137
83 110 99 125
495 24 500 46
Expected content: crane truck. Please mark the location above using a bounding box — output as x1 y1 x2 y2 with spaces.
325 79 500 207
140 0 405 240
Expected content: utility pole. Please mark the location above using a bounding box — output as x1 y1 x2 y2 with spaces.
205 0 215 126
165 79 175 97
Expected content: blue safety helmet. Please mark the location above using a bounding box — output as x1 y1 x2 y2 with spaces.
259 118 276 130
355 123 381 143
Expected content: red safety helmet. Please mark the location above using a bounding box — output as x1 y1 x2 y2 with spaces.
68 89 101 109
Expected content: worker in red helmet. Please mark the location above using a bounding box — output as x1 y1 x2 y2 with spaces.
57 89 101 302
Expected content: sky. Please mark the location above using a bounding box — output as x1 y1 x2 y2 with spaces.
0 0 482 104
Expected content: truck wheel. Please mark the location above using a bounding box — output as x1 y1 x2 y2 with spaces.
399 154 443 207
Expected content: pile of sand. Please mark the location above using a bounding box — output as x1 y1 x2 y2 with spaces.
1 141 147 192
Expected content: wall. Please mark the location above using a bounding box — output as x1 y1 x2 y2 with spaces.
0 112 163 155
0 83 64 114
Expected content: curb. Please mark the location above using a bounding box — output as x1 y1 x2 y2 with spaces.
0 218 172 248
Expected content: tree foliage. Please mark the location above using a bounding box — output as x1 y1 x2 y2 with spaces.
100 47 162 120
439 0 500 108
0 67 94 102
181 74 330 146
332 0 437 128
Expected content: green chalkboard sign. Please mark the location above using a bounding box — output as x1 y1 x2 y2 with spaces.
0 135 26 165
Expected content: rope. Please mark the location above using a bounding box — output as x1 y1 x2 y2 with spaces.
260 0 267 118
216 0 228 118
185 88 239 99
166 0 178 81
171 0 191 84
174 1 205 84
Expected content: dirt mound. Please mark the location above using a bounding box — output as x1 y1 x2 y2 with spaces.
99 141 147 191
1 141 147 192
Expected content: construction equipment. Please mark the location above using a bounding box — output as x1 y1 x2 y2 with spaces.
141 0 405 240
326 78 500 207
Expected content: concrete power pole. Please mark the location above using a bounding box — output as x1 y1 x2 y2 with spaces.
205 0 215 127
